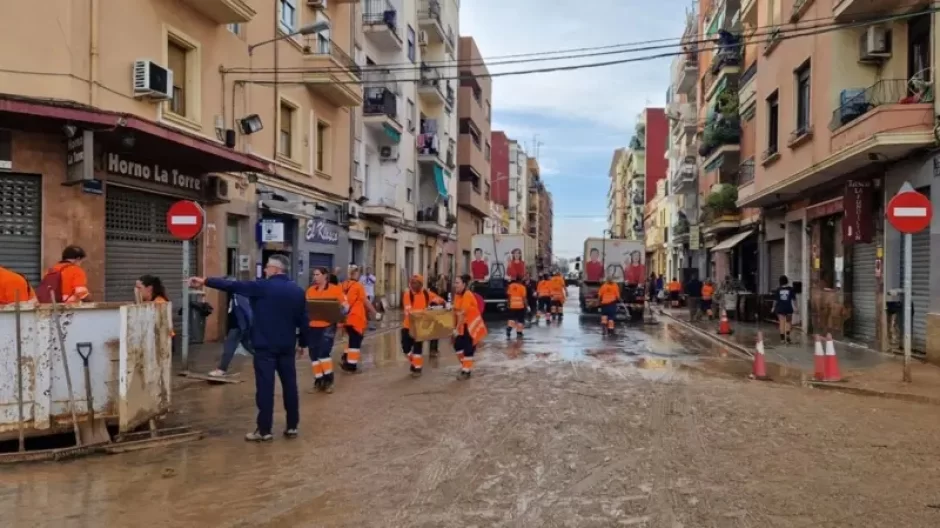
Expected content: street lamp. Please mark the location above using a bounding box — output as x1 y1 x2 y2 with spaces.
248 21 330 55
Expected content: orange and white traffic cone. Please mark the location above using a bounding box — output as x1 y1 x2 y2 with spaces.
717 309 733 335
751 331 770 380
823 333 841 382
813 335 825 381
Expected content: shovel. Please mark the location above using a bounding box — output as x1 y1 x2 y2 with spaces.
76 342 110 445
50 296 83 448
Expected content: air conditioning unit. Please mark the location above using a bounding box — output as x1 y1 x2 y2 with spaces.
346 202 361 219
206 175 231 202
307 0 326 7
859 25 891 62
132 60 173 101
379 145 399 161
418 31 428 47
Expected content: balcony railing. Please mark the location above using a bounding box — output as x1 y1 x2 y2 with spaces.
419 0 442 25
738 158 755 186
363 87 398 118
829 79 935 131
417 119 442 156
366 181 398 208
307 37 361 77
363 0 398 29
699 116 741 158
710 45 741 74
419 65 443 90
739 61 757 87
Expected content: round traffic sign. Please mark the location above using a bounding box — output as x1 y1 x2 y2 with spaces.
887 190 932 234
166 200 206 240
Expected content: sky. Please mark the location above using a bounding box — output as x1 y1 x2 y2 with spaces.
460 0 692 259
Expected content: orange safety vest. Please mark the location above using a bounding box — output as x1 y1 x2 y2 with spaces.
536 280 552 297
0 266 35 305
550 276 566 301
702 284 714 300
598 282 620 305
342 280 368 333
306 283 347 328
153 296 175 337
668 281 681 293
507 283 527 310
401 288 443 330
455 290 488 345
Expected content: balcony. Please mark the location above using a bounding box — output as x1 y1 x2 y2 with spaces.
699 116 741 173
668 101 697 136
416 202 452 235
704 46 741 102
180 0 255 23
363 87 403 140
361 181 400 218
458 135 488 179
702 184 740 235
363 0 403 51
832 0 928 21
418 0 454 52
670 156 697 193
417 66 451 107
303 37 362 107
457 181 489 215
673 52 699 95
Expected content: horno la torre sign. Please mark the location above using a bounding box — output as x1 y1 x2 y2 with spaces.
103 153 203 192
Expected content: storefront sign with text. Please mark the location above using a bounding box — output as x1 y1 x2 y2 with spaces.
843 179 873 244
305 219 340 245
101 153 202 192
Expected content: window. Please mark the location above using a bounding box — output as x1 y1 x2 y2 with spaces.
766 90 779 154
407 99 415 131
406 169 415 203
279 0 296 32
407 26 416 63
167 40 188 116
484 182 490 200
316 121 330 172
227 23 241 35
484 141 491 161
485 100 491 120
278 102 294 158
795 61 811 133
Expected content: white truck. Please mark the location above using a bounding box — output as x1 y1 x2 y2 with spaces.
578 238 647 320
469 233 535 313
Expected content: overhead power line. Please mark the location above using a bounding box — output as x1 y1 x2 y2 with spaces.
228 5 934 75
234 7 939 86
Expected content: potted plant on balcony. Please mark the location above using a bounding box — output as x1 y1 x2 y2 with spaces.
703 184 739 224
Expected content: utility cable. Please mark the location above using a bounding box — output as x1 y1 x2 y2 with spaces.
234 7 939 86
228 5 936 75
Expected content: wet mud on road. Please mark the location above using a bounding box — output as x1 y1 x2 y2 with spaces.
3 294 940 527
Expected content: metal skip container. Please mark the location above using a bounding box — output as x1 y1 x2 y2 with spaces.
0 302 173 440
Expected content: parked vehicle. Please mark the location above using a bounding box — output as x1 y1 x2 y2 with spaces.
578 238 646 321
468 234 534 315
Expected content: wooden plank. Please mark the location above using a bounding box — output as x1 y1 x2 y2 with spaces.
178 371 243 384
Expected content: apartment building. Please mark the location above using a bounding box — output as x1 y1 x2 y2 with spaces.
507 139 531 238
645 179 670 276
456 36 493 272
490 131 510 208
665 9 701 280
537 184 554 269
625 108 668 241
607 147 629 238
733 0 937 357
0 0 362 341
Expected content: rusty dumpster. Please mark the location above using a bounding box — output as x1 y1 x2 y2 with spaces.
0 301 173 441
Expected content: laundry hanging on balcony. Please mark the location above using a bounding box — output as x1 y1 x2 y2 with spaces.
433 165 448 198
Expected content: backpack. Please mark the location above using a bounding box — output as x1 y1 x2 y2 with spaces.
35 263 71 303
473 292 485 314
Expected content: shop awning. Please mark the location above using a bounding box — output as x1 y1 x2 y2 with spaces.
259 199 313 219
383 124 401 142
0 94 272 174
433 166 448 197
711 230 754 252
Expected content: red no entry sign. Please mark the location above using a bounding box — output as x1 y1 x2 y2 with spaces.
887 189 932 234
166 200 206 240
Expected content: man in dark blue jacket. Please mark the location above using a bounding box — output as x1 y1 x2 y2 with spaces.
190 254 310 442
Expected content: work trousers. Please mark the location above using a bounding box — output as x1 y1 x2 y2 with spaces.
219 327 254 372
253 347 299 435
454 331 476 372
309 326 337 382
343 327 364 370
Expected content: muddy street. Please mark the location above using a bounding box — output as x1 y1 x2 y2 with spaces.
3 291 940 527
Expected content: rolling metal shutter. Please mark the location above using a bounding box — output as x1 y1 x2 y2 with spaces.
767 240 785 291
0 174 42 284
308 252 334 271
105 186 198 329
911 230 929 352
851 242 877 344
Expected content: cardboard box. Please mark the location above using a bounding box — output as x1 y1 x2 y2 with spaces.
409 309 455 342
307 300 345 324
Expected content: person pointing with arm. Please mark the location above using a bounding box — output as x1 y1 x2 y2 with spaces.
189 254 310 443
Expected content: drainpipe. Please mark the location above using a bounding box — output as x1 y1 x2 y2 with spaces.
349 2 357 207
272 0 279 161
89 0 100 106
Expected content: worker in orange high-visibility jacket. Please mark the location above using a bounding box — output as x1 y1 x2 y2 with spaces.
401 274 444 377
340 265 375 373
535 274 552 323
0 266 35 305
701 279 715 320
37 245 90 303
306 267 349 393
549 271 567 322
452 274 488 380
597 276 622 335
505 277 528 339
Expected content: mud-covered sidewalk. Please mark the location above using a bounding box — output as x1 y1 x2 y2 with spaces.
4 312 940 527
